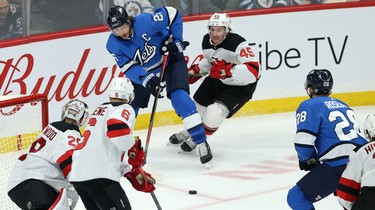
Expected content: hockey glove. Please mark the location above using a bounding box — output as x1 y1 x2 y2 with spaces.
124 167 156 193
210 60 234 79
141 73 164 98
299 158 320 171
160 40 190 55
128 136 145 168
187 64 202 84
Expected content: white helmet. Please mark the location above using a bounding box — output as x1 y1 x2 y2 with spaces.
364 114 375 141
61 99 89 127
208 13 232 33
108 77 135 103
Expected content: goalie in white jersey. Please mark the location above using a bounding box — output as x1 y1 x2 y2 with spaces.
69 77 156 210
169 13 261 162
7 98 89 210
337 114 375 210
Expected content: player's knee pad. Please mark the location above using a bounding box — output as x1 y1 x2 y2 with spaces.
202 102 229 129
170 89 196 118
195 102 206 118
287 185 314 210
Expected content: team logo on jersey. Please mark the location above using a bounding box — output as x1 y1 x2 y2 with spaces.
133 41 156 65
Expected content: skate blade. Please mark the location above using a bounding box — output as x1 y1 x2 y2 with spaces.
203 160 213 169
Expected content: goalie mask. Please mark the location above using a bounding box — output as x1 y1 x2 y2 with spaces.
208 13 232 33
108 77 135 103
304 69 333 96
61 99 89 128
364 114 375 141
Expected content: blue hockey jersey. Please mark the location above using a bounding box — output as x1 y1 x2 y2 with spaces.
293 96 367 167
106 6 184 85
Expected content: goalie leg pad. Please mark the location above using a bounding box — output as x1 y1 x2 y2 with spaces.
8 179 58 210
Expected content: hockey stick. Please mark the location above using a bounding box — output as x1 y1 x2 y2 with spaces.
144 52 169 162
142 52 168 210
143 41 190 210
189 72 209 77
144 41 190 161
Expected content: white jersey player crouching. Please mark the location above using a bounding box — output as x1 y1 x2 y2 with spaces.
69 77 156 210
337 114 375 210
7 99 89 210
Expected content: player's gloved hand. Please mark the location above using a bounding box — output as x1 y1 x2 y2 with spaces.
210 60 234 79
128 136 145 168
299 158 320 171
124 167 156 193
187 64 201 84
160 40 190 55
141 73 164 98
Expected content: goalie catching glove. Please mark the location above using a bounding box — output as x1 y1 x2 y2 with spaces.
210 60 234 79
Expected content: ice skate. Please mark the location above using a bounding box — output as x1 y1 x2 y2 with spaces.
180 138 197 152
169 130 190 144
198 141 213 165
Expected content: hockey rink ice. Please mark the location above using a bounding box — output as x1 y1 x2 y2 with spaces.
73 105 375 210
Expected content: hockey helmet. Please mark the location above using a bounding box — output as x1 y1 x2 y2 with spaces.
107 6 130 30
304 69 333 95
61 99 89 127
208 13 232 33
364 114 375 141
108 77 135 103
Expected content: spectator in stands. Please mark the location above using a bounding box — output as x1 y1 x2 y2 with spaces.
198 0 242 13
41 0 100 32
149 0 164 8
164 0 191 15
240 0 287 9
0 0 22 40
97 0 154 21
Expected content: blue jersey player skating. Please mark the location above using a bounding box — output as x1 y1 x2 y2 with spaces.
287 69 367 210
105 6 212 165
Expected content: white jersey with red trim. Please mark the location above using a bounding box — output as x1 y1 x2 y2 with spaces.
69 102 136 183
337 141 375 210
7 121 81 192
198 33 261 86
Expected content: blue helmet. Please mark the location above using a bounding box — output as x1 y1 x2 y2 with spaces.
304 69 333 95
107 6 129 30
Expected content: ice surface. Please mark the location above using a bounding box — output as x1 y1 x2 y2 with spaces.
72 105 374 210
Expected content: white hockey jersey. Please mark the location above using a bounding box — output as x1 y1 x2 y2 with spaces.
69 102 136 183
198 33 261 86
7 121 82 192
337 141 375 210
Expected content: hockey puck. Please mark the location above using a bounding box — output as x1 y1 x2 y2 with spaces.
188 190 197 195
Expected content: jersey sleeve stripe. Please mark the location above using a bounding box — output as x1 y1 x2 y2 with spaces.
57 149 73 178
336 189 358 203
244 62 260 79
107 119 131 138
